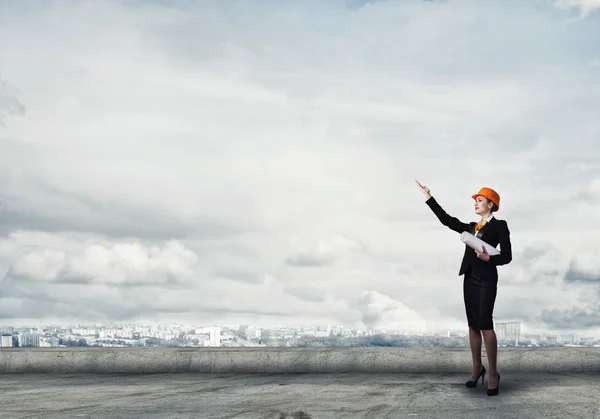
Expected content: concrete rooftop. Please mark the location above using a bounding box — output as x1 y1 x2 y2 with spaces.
1 372 599 418
1 347 599 418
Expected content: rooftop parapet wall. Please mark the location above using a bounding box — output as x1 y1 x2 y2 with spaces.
1 347 599 374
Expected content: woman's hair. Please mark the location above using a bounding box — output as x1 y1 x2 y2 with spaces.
482 197 498 212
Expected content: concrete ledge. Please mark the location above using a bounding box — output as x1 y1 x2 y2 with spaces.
1 347 600 374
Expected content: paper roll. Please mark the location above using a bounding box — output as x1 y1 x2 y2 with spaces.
460 231 500 255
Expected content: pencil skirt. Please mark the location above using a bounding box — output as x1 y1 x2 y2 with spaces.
463 273 497 331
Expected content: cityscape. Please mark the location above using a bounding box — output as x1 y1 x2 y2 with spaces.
1 321 596 349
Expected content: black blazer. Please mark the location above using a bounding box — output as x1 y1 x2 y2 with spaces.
425 196 512 282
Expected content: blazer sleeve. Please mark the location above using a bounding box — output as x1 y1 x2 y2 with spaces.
489 220 512 266
425 196 471 234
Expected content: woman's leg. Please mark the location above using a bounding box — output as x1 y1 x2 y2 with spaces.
464 275 484 379
482 329 498 387
480 285 499 388
469 326 483 379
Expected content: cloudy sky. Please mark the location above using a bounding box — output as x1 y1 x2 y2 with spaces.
1 0 600 333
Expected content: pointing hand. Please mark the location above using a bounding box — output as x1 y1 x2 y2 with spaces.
415 180 431 199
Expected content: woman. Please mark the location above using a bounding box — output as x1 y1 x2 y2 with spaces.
415 180 512 396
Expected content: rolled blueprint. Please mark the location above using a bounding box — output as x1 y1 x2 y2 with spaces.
460 231 500 255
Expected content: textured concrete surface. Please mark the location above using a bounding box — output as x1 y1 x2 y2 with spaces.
2 347 600 373
1 372 599 418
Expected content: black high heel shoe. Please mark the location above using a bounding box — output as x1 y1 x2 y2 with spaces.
487 373 500 396
465 365 486 388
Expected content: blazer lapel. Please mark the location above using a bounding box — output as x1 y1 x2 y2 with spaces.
475 217 496 238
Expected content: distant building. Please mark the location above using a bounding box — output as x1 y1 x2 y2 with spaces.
18 333 40 347
562 334 581 345
71 328 98 336
496 321 521 345
207 327 221 347
194 327 221 347
1 334 13 347
245 327 261 339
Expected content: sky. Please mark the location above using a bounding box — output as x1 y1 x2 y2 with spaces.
1 0 600 334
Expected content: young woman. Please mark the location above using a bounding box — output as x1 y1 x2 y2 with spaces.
415 180 512 396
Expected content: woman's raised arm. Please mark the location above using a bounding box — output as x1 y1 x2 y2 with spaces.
416 180 471 234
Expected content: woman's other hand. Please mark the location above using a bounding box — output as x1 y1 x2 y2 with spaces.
475 246 490 262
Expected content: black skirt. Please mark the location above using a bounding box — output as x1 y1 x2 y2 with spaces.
463 272 497 330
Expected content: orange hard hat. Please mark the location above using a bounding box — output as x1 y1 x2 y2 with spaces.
472 187 500 210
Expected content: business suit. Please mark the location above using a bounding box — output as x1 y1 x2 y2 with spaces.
425 196 512 330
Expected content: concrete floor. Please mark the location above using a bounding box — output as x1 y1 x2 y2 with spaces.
1 373 599 419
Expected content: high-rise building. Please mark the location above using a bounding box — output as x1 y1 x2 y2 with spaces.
194 327 221 347
208 327 221 347
1 334 13 347
18 333 40 347
496 321 521 345
562 334 581 345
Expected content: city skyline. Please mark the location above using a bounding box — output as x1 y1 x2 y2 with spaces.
0 319 594 349
2 1 600 333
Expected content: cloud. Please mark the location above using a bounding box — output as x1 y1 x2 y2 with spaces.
542 246 600 330
564 252 600 283
285 234 367 267
539 307 600 329
350 291 427 331
525 247 600 330
8 240 199 286
556 0 600 17
285 253 334 267
283 282 327 303
0 0 599 331
0 79 25 125
506 242 566 285
0 231 359 324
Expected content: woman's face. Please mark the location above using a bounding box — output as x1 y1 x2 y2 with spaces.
474 196 493 215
